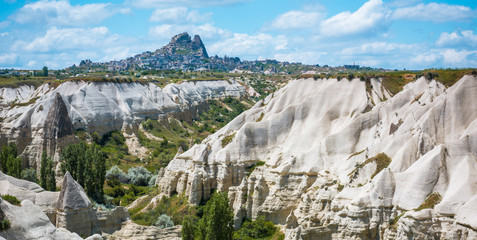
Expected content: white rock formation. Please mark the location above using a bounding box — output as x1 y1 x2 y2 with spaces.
0 170 128 238
106 220 181 240
0 79 248 168
158 76 477 239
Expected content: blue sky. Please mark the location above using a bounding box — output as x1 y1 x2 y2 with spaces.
0 0 476 70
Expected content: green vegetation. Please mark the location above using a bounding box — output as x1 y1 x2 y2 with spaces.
416 192 442 211
347 149 365 160
222 133 236 147
0 219 10 231
246 161 266 177
10 96 40 108
390 212 405 229
349 153 392 180
234 216 283 240
0 143 22 178
21 168 38 183
131 193 190 226
61 141 106 202
155 214 174 229
40 151 56 191
1 194 21 206
195 192 234 240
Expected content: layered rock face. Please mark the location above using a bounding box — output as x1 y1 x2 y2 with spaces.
0 170 128 238
158 76 477 239
0 80 247 168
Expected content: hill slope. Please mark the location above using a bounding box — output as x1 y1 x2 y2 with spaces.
157 75 477 239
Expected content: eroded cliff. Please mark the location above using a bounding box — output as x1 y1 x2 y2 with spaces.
157 76 477 239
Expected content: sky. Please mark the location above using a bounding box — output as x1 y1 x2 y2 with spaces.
0 0 476 70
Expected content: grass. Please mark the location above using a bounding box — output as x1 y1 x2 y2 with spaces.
256 113 264 122
416 192 442 211
349 153 392 180
1 194 21 206
10 96 40 108
222 133 236 148
347 149 365 160
131 194 190 226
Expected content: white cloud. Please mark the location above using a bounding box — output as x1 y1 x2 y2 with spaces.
442 49 476 65
392 3 475 22
273 51 325 65
341 42 416 55
10 0 127 26
436 30 477 48
0 53 17 64
149 23 228 42
209 33 287 58
13 27 116 52
149 7 211 23
27 60 37 67
0 21 10 29
270 10 324 30
131 0 247 8
320 0 389 37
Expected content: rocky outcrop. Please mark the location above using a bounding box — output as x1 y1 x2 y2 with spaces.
0 79 248 167
56 171 94 236
0 197 84 240
107 220 181 240
158 76 477 239
0 170 128 237
43 92 75 164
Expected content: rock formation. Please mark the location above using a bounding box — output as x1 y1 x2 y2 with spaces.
43 92 75 163
0 170 128 238
158 76 477 239
0 79 248 168
106 220 181 240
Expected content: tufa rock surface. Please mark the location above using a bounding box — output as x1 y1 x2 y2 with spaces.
158 75 477 239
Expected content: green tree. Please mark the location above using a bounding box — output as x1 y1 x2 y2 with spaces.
196 192 234 240
61 141 105 202
42 66 48 77
40 151 56 191
181 214 197 240
0 143 22 178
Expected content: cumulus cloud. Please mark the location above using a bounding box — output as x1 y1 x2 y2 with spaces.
0 53 17 65
209 33 287 58
391 3 476 22
149 23 228 42
341 42 416 55
436 31 477 48
270 10 324 30
442 49 476 65
149 7 211 23
10 0 128 26
320 0 389 37
131 0 248 8
12 27 118 52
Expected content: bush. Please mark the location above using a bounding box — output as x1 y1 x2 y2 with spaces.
21 168 38 183
155 214 174 229
127 167 153 186
106 166 130 183
2 194 21 206
234 216 277 240
0 219 10 231
0 143 22 178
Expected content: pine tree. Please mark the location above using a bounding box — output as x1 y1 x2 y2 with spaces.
40 151 48 189
46 158 56 191
0 143 22 178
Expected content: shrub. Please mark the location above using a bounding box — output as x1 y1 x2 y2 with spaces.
234 216 277 240
21 168 38 183
106 166 130 183
181 214 198 240
148 174 158 186
155 214 174 229
0 219 10 231
127 167 153 186
2 194 21 206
